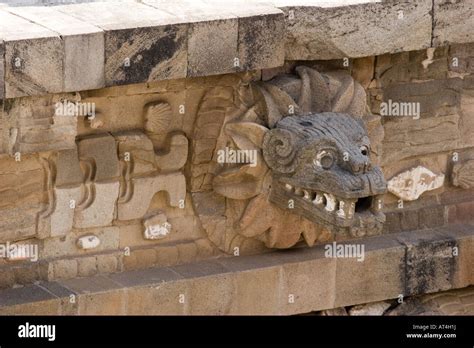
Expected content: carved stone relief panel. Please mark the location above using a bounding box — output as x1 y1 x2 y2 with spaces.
191 67 387 254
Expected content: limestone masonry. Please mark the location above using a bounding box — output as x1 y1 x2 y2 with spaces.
0 0 473 315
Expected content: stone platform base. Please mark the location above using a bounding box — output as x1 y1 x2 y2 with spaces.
0 224 472 315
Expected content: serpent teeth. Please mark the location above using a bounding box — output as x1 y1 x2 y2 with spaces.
313 193 324 205
324 193 336 212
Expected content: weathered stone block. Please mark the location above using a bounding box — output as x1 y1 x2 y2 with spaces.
280 255 336 314
238 11 285 71
433 0 474 46
56 2 186 86
52 258 78 280
104 25 187 86
41 227 119 259
448 43 474 75
448 201 474 224
0 40 4 99
96 254 119 274
0 155 44 242
0 268 15 289
7 6 105 92
438 225 474 288
400 210 419 231
229 267 282 315
13 263 40 286
282 0 432 60
78 134 119 181
77 256 97 278
53 149 83 187
4 94 78 154
110 267 185 314
374 48 449 87
0 11 63 98
397 229 457 296
187 273 234 315
187 19 239 77
0 284 59 314
382 114 460 165
126 281 187 315
171 261 233 314
334 237 406 307
418 205 447 229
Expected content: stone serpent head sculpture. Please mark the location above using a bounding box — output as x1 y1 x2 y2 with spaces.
191 66 387 254
263 112 386 238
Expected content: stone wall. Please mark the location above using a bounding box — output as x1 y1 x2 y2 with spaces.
0 0 473 314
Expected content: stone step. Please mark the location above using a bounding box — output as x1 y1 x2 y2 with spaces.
0 223 472 315
0 0 472 99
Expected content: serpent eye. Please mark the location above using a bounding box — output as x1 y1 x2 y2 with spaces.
314 150 334 170
360 145 369 157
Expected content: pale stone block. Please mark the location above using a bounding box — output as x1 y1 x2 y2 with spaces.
118 172 186 220
43 186 82 238
143 0 241 22
73 181 120 229
64 33 105 92
433 0 474 46
56 1 178 30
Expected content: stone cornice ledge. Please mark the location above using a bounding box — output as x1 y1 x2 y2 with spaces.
0 0 472 99
0 224 472 314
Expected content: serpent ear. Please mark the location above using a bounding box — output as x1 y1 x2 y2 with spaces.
224 122 269 150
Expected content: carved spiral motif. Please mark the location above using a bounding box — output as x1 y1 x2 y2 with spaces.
262 128 298 174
